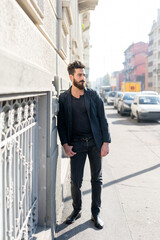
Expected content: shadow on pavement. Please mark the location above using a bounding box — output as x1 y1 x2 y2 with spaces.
111 119 133 125
103 163 160 188
112 118 160 126
55 220 97 240
106 113 119 118
63 163 160 203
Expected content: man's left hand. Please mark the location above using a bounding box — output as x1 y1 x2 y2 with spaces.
101 142 109 157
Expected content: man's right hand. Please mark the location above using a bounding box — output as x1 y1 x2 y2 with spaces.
63 143 77 157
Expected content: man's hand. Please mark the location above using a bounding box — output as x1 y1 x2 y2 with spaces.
63 143 77 157
101 142 109 157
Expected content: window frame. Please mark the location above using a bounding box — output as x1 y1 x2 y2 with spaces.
16 0 44 25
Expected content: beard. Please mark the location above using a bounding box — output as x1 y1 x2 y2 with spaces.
73 78 85 90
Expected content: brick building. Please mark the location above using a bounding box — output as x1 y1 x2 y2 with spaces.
123 42 148 90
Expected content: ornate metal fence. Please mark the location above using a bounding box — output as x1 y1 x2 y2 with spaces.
0 96 38 240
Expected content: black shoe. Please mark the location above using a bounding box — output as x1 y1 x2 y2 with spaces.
65 210 81 224
91 215 104 229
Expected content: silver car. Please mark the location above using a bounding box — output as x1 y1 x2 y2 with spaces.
117 92 138 115
105 91 117 105
114 91 124 109
131 94 160 122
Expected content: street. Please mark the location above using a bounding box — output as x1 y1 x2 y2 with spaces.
55 105 160 240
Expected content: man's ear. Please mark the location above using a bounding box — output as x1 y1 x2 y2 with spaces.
69 74 73 81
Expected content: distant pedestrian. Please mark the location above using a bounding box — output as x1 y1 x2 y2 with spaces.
58 60 111 229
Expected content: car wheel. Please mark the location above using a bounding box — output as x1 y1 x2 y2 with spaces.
120 107 124 116
137 112 141 123
131 111 134 119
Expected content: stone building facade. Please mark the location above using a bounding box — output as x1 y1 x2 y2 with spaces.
148 9 160 93
0 0 98 239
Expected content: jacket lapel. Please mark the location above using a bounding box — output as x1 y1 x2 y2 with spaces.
67 88 72 136
84 88 91 120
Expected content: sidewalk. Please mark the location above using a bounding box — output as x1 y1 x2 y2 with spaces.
55 157 132 240
55 107 160 240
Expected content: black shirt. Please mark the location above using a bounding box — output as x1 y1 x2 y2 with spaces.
71 94 92 138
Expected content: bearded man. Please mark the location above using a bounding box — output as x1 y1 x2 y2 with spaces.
57 61 111 229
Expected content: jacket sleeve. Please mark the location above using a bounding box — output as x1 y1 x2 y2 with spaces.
95 92 111 143
57 95 68 146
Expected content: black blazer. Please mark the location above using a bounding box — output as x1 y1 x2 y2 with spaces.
57 87 111 150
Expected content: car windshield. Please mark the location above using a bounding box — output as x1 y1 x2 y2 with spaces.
141 91 158 95
139 96 160 105
109 92 116 97
123 94 136 100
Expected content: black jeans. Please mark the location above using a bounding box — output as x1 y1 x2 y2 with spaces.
70 138 102 216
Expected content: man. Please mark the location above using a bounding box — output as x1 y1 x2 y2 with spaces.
58 61 111 229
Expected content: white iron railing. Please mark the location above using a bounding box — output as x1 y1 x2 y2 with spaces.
0 96 38 240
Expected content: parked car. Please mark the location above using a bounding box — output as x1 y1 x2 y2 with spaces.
105 91 117 105
140 91 158 95
114 91 124 109
117 92 138 115
131 94 160 122
104 91 110 102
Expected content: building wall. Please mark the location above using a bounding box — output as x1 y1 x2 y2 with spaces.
0 0 98 239
117 71 124 91
148 9 160 93
123 42 148 90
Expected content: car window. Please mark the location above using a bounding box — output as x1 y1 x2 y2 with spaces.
124 94 136 100
139 96 160 104
113 92 116 97
109 92 116 97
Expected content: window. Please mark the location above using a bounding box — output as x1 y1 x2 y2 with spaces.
148 61 153 67
148 82 153 87
148 51 153 56
149 40 153 46
58 1 73 59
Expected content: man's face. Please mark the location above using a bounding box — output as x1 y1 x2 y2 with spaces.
70 68 86 90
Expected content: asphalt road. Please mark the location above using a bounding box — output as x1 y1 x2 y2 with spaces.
55 105 160 240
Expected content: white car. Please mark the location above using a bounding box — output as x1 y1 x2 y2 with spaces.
106 91 117 105
114 91 124 108
131 94 160 122
140 91 158 95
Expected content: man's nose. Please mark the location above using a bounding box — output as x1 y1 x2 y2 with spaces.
82 74 85 80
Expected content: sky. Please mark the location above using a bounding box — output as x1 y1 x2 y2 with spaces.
89 0 160 82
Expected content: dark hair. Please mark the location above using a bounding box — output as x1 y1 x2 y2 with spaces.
67 61 85 75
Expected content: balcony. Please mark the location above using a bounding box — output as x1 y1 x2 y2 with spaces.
78 0 99 13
